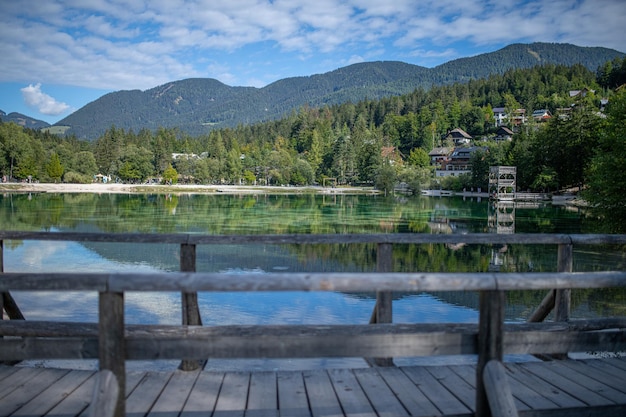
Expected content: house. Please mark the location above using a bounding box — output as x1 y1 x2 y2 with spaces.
569 88 595 98
556 107 572 120
428 147 451 168
492 107 507 127
172 153 200 160
510 109 526 126
532 109 552 122
494 126 514 141
381 146 403 165
444 128 472 146
436 146 487 177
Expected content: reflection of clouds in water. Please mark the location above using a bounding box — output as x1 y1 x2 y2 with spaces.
394 294 478 323
6 240 179 324
5 240 483 371
125 292 180 324
12 291 99 321
198 292 376 326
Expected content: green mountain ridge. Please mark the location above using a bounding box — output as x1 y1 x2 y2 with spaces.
0 110 50 129
53 42 625 140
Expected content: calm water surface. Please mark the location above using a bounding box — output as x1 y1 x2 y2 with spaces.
2 192 624 370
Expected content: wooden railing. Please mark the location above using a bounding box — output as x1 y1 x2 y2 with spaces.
1 231 626 417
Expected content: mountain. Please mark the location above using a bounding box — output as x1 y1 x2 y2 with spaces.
55 42 625 140
0 110 50 129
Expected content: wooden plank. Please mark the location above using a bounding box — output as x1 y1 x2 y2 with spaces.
376 366 441 417
9 369 94 417
0 366 45 400
504 363 585 408
147 369 200 417
123 324 479 360
0 326 621 363
125 372 173 417
353 368 410 417
0 364 21 382
247 371 278 417
327 368 377 417
568 360 626 393
536 360 626 404
0 368 69 417
180 371 224 417
450 364 533 412
483 361 519 417
401 366 472 415
604 357 626 372
213 372 250 417
302 370 343 417
277 371 310 417
48 371 98 417
426 365 475 411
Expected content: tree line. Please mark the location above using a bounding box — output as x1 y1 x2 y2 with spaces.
1 59 625 213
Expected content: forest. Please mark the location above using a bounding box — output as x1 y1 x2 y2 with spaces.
1 57 626 225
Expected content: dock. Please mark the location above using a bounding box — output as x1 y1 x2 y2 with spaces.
2 358 626 417
1 231 626 417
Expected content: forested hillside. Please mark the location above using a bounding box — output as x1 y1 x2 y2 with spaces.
2 57 626 230
54 43 624 139
0 110 49 129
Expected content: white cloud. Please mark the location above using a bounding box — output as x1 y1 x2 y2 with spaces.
0 0 625 92
20 83 71 116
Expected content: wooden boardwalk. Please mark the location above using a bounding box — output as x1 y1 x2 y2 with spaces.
2 357 626 417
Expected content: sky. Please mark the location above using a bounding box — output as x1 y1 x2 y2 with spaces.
1 0 625 125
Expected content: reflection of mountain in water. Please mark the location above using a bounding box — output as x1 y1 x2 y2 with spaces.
69 223 372 273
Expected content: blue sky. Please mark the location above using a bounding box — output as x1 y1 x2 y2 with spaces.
1 0 625 125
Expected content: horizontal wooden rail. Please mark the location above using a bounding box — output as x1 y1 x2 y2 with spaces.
1 322 624 361
3 230 626 245
2 270 626 292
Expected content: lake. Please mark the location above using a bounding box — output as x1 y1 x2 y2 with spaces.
1 192 624 370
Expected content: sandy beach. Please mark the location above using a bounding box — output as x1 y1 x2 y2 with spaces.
0 182 379 195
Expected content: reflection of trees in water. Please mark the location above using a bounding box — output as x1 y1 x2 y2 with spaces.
2 192 624 316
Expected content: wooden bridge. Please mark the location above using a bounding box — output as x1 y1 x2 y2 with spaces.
1 231 625 417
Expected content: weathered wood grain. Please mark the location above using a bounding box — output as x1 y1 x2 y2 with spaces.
327 368 377 417
483 360 519 417
88 370 119 417
0 360 625 417
213 372 249 417
277 371 310 417
302 370 343 417
3 271 625 293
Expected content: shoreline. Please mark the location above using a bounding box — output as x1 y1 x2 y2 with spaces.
0 182 380 195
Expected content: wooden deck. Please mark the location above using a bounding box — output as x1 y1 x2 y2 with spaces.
2 357 626 417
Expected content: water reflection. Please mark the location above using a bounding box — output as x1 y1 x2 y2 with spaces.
2 193 625 370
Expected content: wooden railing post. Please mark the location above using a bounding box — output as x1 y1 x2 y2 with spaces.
555 243 573 322
180 243 203 371
368 242 394 366
99 291 125 417
476 290 505 417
